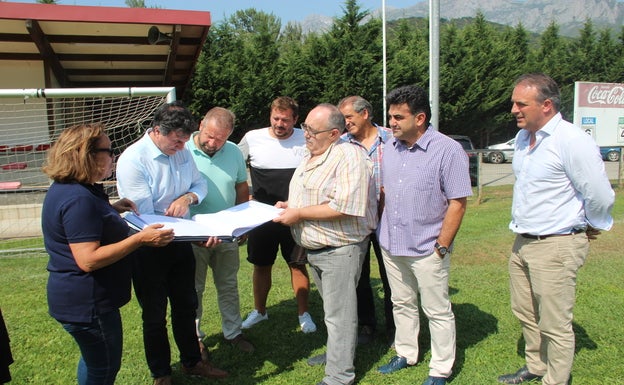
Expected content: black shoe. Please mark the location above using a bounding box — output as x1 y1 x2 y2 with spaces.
498 366 543 384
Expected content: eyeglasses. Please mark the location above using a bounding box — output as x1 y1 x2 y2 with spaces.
93 148 115 157
301 123 335 137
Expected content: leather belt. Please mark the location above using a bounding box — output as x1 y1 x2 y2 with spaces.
520 229 584 241
307 245 338 253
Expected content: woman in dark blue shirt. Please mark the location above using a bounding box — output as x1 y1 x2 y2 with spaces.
41 123 174 385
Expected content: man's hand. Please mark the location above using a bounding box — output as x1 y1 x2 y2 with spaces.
164 195 192 218
195 236 222 249
273 207 301 226
586 226 601 241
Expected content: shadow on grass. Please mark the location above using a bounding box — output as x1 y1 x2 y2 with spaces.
513 322 598 357
452 301 499 380
174 290 327 385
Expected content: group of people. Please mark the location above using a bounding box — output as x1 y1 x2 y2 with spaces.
41 73 614 385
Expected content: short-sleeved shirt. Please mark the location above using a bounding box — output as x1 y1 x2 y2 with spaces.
186 134 248 215
378 128 473 257
42 182 131 323
238 127 307 205
116 130 207 216
288 140 378 250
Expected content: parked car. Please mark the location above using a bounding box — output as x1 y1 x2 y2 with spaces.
600 146 621 162
483 138 515 164
448 134 478 186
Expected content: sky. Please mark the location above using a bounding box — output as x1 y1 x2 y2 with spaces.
10 0 419 23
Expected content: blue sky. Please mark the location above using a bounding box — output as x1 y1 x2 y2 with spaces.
11 0 419 23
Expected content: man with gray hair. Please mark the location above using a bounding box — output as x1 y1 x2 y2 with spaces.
339 95 394 346
274 103 377 385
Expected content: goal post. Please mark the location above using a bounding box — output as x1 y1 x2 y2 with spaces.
0 86 176 242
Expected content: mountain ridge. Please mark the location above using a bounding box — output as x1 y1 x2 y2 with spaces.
301 0 624 37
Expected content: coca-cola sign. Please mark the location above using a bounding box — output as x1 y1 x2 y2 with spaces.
577 82 624 108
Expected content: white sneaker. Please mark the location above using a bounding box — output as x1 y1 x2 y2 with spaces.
298 312 317 333
242 309 268 329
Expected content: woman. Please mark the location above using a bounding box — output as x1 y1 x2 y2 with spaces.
41 123 174 385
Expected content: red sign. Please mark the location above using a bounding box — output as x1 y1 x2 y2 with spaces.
576 82 624 108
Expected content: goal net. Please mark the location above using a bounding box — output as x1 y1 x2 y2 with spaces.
0 87 175 242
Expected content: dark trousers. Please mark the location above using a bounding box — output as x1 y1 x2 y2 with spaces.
356 233 394 333
132 243 201 378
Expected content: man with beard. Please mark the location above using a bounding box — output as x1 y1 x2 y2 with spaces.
238 97 317 334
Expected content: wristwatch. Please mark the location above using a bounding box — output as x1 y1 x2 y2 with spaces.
434 242 448 257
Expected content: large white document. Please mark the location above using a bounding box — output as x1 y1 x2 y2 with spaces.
124 200 282 241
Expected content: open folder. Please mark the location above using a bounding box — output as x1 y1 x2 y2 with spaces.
124 200 283 242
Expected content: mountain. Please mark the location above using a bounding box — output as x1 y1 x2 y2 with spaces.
301 0 624 37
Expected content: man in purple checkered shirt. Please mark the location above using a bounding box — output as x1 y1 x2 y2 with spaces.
376 85 472 385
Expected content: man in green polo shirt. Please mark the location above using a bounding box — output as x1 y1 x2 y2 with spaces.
187 107 254 354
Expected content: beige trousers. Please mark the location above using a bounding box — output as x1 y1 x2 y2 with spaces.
509 233 589 385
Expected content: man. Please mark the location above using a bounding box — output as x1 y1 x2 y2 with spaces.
186 107 254 353
339 95 394 345
498 73 614 385
274 103 377 385
376 85 472 385
116 101 227 385
237 96 317 334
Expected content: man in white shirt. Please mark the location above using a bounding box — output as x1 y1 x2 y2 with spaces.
498 73 614 385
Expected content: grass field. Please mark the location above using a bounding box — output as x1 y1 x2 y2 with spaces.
1 185 622 384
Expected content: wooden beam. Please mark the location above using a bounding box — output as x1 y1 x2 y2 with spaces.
25 19 70 87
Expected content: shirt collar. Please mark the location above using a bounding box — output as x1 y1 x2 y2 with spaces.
392 124 434 151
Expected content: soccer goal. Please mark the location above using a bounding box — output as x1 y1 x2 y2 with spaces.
0 87 176 241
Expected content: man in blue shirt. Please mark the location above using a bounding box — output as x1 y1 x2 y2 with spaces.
116 101 227 385
186 107 254 353
376 85 472 385
498 73 614 385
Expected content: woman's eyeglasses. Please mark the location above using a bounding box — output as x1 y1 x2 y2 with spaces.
93 148 115 157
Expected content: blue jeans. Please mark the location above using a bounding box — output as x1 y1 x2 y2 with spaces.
60 310 123 385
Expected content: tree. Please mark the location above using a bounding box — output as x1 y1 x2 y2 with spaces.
190 9 283 141
311 0 384 116
125 0 146 7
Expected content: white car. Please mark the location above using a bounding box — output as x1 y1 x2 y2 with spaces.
483 138 515 164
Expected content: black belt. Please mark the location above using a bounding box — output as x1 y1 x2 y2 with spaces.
520 229 584 241
307 245 339 253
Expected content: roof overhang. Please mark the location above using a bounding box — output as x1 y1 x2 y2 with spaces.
0 2 211 98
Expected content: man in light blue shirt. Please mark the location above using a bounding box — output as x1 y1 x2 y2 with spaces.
186 107 254 354
498 73 614 385
116 101 227 385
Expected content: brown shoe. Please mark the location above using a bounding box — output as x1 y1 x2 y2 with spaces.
225 334 255 353
153 375 172 385
182 360 228 379
198 339 210 362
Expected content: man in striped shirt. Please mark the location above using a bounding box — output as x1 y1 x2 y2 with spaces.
339 95 394 346
274 103 377 385
376 85 472 385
